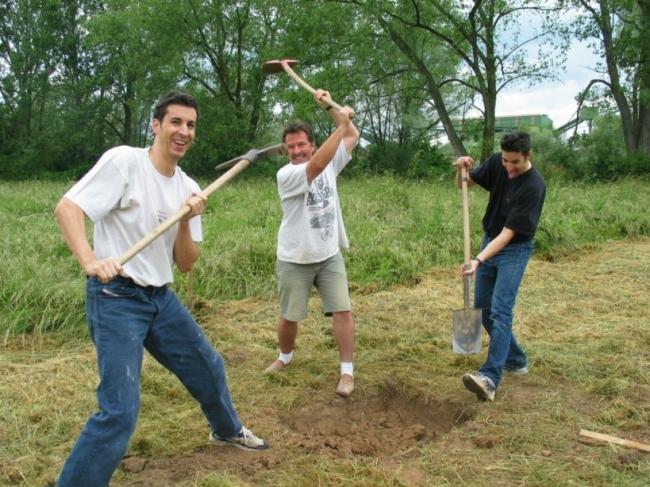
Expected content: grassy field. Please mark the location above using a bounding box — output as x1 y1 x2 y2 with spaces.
1 176 648 337
1 176 649 486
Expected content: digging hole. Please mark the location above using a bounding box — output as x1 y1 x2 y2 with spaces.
280 386 476 458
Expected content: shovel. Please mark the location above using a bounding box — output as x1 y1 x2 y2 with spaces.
452 166 482 354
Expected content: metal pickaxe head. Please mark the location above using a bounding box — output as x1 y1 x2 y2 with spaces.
262 59 298 74
214 143 287 171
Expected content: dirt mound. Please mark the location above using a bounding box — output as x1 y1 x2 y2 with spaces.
119 386 475 484
280 385 475 457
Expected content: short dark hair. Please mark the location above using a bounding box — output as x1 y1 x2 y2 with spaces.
153 91 199 122
282 120 315 144
500 130 531 155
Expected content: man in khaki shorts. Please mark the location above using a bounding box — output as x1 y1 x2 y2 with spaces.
264 88 359 397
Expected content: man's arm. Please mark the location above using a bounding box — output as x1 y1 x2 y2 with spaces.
317 89 359 155
461 227 516 276
305 106 355 183
305 89 357 184
173 192 207 272
54 197 123 282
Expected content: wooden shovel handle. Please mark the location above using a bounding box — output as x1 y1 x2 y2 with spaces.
117 158 251 265
460 166 473 308
461 166 472 267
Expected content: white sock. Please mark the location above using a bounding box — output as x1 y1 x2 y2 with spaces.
340 362 354 376
278 351 293 365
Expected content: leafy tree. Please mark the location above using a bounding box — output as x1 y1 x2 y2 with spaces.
83 0 186 147
264 2 453 175
338 0 565 160
0 0 69 175
176 0 296 174
569 0 650 156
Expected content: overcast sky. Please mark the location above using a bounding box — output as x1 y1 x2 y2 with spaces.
493 34 601 129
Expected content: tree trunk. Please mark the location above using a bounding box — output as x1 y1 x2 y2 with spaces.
379 17 467 156
478 1 497 161
637 0 650 155
597 0 636 153
481 92 496 161
122 76 135 145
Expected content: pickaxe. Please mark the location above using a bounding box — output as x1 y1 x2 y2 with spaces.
117 143 287 265
262 59 353 118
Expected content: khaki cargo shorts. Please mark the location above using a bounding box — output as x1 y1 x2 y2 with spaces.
276 251 352 322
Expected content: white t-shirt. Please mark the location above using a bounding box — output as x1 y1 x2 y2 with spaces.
276 142 351 263
65 145 202 287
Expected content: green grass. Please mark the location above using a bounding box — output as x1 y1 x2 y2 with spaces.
1 240 649 486
1 176 649 336
1 176 649 486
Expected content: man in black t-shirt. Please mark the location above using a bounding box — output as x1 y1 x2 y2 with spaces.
454 130 546 402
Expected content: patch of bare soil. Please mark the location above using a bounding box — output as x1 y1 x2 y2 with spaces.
279 386 475 458
120 387 475 485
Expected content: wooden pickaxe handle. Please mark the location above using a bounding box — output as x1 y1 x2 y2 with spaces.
117 158 251 265
279 61 353 119
117 143 286 265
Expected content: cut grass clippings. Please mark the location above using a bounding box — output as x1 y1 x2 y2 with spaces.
1 239 649 485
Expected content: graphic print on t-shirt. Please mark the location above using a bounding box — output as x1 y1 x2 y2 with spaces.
156 208 168 224
306 172 336 242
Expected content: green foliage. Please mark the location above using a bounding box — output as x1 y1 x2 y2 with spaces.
570 0 650 156
0 1 645 183
352 142 449 178
560 113 650 180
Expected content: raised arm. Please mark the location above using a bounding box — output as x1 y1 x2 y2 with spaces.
316 89 360 155
306 91 356 183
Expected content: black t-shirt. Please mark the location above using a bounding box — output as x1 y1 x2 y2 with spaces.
470 152 546 243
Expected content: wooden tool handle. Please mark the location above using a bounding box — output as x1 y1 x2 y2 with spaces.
117 158 251 265
460 166 473 308
579 429 650 452
282 62 352 118
461 166 471 267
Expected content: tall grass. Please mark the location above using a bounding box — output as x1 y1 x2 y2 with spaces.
1 176 649 336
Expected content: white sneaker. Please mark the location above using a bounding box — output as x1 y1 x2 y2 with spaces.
505 365 529 376
210 426 268 451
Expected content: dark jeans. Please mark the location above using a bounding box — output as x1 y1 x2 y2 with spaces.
475 236 532 387
57 276 241 487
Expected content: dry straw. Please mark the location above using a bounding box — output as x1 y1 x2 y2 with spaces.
2 239 649 485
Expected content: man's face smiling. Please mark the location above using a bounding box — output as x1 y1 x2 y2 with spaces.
501 150 531 179
285 131 315 164
152 104 197 161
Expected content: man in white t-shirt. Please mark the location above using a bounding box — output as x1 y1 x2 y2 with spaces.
53 91 267 487
264 89 360 397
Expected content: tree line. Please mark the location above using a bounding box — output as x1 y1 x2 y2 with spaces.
0 0 648 179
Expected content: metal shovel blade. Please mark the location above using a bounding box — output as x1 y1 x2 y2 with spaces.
452 307 482 354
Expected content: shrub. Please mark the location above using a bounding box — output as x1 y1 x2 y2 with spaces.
351 141 449 178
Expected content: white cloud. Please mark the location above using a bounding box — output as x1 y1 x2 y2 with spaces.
496 80 584 127
495 40 601 128
468 39 602 129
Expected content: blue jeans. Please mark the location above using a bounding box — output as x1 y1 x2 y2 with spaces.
57 276 242 487
475 236 532 387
